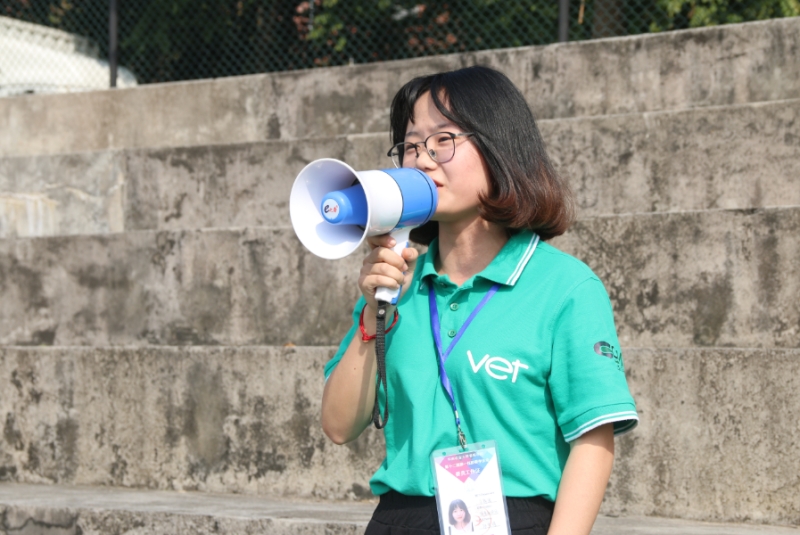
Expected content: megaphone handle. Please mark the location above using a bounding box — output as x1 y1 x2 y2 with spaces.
374 227 412 305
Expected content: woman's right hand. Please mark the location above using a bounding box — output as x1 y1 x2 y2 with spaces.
358 234 419 314
321 234 420 444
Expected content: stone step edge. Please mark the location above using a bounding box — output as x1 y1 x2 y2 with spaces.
0 483 797 535
1 205 799 244
544 96 800 125
0 482 374 525
5 17 799 159
3 96 798 160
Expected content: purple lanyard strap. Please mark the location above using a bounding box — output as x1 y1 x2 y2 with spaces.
429 282 500 448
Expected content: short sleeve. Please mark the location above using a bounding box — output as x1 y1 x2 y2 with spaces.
324 296 367 381
549 277 638 442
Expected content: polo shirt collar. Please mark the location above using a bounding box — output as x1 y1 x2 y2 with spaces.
419 230 540 289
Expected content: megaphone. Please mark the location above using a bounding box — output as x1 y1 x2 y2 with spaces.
290 158 438 304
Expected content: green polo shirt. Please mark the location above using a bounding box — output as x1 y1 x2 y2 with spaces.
325 230 638 500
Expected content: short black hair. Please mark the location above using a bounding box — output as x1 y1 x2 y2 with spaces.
448 498 472 525
389 65 574 244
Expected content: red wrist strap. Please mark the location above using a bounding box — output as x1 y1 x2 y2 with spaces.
360 304 399 342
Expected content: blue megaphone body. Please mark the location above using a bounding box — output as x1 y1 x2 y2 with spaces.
290 159 438 304
319 185 368 226
319 168 437 229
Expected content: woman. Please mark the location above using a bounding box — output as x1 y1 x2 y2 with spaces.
449 499 474 533
320 65 638 535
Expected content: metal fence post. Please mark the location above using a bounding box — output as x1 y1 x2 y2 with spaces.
109 0 118 87
558 0 570 42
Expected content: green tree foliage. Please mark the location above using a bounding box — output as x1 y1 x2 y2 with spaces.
2 0 305 81
654 0 799 29
2 0 106 43
296 0 559 67
2 0 797 83
119 0 303 80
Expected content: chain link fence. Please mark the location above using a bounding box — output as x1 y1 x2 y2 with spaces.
2 0 798 96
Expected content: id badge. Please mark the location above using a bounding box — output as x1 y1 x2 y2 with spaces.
431 441 511 535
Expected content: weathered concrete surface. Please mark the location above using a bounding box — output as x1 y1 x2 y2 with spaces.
0 483 370 535
1 18 798 157
605 348 800 525
1 208 799 348
121 137 351 234
0 484 797 535
546 99 800 215
0 346 382 501
0 228 364 347
116 99 800 227
551 207 800 349
0 347 798 525
0 151 126 239
3 99 798 237
0 15 795 532
0 485 797 535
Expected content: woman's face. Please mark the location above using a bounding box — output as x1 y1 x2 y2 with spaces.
403 92 491 226
453 505 466 522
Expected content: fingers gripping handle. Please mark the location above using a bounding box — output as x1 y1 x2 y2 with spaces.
374 227 412 305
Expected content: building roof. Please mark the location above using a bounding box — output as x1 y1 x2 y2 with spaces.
0 15 136 97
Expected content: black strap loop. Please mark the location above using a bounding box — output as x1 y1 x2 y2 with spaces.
372 301 390 429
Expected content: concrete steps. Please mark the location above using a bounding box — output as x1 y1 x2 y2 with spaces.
0 346 378 500
1 207 798 348
1 16 799 531
0 346 798 524
1 18 798 158
1 483 796 535
554 207 800 349
0 483 372 535
3 98 799 238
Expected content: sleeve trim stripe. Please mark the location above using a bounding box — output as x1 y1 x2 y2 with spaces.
613 419 638 437
562 411 639 442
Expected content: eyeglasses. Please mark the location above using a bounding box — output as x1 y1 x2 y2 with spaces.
387 132 474 168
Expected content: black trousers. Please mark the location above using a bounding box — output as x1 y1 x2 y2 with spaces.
365 491 554 535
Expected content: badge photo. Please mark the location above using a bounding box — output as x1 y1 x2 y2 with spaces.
431 441 511 535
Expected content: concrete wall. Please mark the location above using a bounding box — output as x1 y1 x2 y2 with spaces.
0 346 379 500
1 16 799 528
1 18 798 158
2 98 798 238
1 346 798 525
1 208 798 348
0 482 370 535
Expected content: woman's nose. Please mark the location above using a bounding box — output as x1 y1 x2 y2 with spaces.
415 146 438 170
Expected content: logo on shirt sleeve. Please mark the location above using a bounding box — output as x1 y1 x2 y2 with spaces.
594 341 624 371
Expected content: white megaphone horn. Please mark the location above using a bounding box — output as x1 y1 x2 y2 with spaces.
290 158 438 304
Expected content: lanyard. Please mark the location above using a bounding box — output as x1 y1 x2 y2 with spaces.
429 282 500 449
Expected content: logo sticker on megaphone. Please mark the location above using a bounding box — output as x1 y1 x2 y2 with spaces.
290 158 438 304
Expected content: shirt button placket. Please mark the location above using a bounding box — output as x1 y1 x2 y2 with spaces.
446 290 463 340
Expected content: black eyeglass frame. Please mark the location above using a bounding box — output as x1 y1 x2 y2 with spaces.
387 132 475 168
